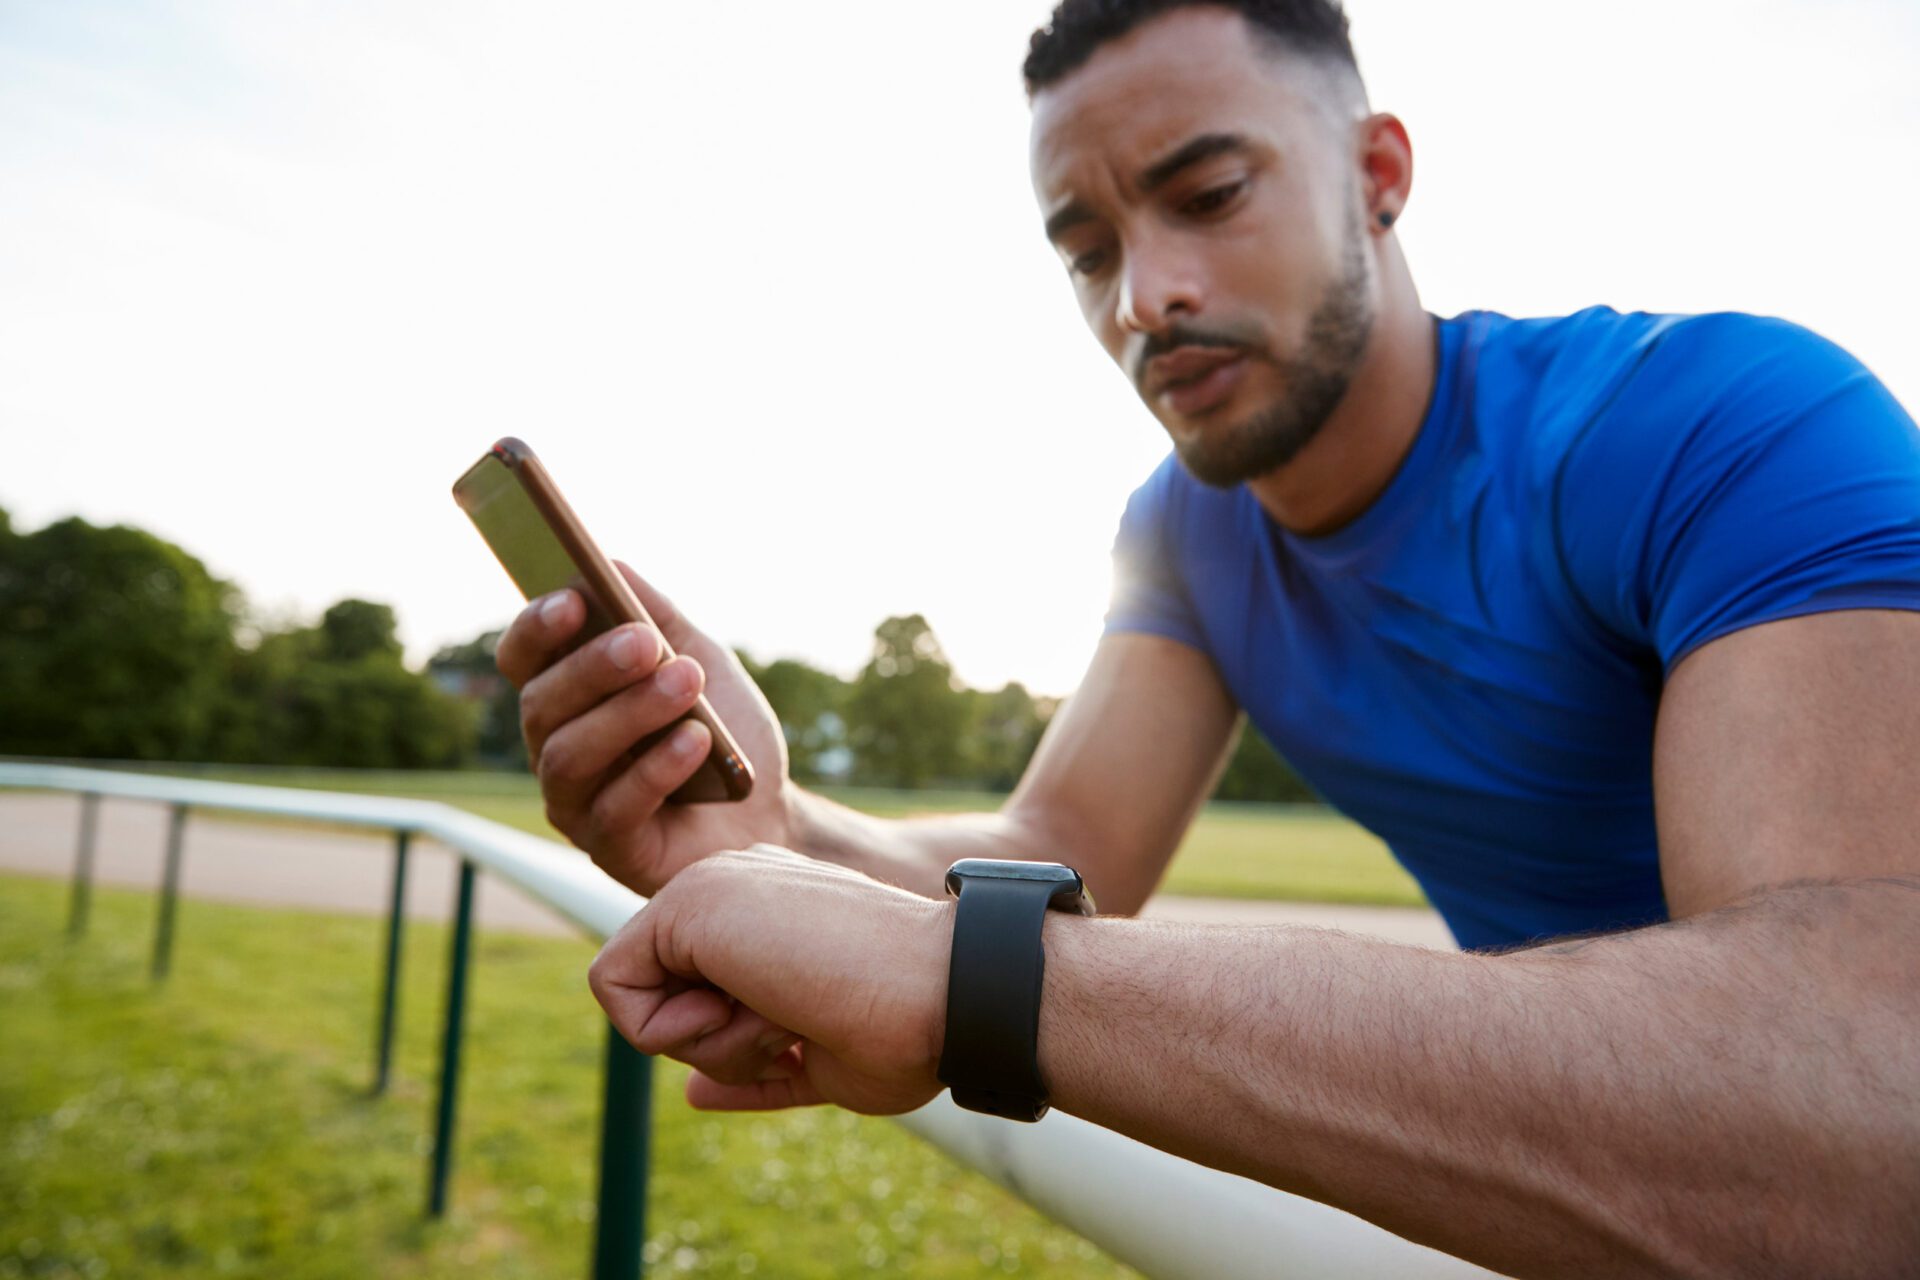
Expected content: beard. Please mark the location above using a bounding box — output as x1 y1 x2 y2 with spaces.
1168 220 1374 489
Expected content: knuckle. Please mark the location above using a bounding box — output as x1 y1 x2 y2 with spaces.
586 792 617 837
589 779 642 839
536 733 586 786
680 852 732 890
518 687 552 744
499 615 556 687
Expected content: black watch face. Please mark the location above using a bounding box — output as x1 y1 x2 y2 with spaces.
943 859 1084 899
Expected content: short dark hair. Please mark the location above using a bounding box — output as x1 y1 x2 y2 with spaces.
1023 0 1360 96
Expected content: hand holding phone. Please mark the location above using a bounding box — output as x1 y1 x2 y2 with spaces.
455 437 753 803
456 439 794 894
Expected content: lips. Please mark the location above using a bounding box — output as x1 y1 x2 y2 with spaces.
1150 348 1249 417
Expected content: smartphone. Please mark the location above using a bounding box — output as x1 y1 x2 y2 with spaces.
452 437 754 804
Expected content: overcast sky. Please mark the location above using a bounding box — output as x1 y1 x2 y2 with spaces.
3 0 1916 695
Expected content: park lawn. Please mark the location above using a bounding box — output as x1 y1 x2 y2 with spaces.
0 874 1138 1279
122 766 1429 909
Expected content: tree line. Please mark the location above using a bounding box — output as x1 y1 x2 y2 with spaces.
0 509 471 768
0 508 1316 801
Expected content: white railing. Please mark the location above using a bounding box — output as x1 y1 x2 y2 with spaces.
0 762 1496 1280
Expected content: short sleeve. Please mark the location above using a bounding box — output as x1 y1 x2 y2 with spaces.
1557 314 1920 672
1104 457 1207 651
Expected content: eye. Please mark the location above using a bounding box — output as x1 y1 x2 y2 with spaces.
1181 179 1246 218
1068 247 1111 279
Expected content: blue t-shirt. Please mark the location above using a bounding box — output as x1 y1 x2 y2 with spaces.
1107 307 1920 950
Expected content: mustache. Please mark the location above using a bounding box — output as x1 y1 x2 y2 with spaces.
1132 323 1264 391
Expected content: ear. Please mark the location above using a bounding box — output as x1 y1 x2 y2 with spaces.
1357 113 1413 232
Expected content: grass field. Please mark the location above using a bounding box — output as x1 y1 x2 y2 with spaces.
88 764 1428 909
0 873 1141 1279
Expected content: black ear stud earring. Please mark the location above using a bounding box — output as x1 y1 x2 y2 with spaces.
1377 211 1396 228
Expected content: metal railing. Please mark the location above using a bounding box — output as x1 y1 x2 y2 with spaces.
0 763 1497 1280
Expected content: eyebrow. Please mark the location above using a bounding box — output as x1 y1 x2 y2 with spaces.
1138 132 1253 194
1044 201 1094 245
1042 132 1255 246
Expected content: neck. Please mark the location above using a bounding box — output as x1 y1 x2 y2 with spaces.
1246 244 1434 536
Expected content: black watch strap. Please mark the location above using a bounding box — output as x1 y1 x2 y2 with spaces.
936 861 1090 1122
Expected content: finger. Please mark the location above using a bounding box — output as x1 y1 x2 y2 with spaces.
587 909 671 1046
518 623 672 762
587 719 712 836
497 589 587 688
664 1012 802 1086
685 1060 827 1112
632 986 734 1054
536 656 706 818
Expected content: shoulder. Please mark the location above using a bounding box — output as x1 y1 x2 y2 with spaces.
1464 306 1872 433
1618 311 1882 418
1539 312 1920 659
1468 306 1682 412
1466 306 1910 498
1551 310 1911 489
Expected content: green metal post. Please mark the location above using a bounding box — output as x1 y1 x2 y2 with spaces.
373 829 412 1096
592 1025 654 1279
151 804 188 982
427 859 476 1218
67 792 101 938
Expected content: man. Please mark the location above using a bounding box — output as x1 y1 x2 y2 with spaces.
499 2 1920 1274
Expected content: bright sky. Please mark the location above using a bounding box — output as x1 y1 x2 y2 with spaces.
3 0 1916 696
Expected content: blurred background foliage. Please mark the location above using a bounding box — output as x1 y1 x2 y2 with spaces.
0 506 1315 802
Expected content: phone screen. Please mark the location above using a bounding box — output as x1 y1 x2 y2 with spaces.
454 452 623 636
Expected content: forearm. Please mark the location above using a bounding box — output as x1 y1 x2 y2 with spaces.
1035 879 1920 1279
784 787 1040 899
785 786 1180 914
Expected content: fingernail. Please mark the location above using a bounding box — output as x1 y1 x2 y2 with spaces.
540 593 570 626
657 660 694 697
756 1030 791 1054
672 721 705 755
608 628 647 671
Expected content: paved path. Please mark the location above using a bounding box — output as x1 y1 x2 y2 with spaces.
0 792 1454 949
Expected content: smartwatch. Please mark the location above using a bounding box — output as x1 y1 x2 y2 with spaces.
936 859 1094 1122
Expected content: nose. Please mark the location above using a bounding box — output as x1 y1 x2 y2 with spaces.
1116 234 1201 337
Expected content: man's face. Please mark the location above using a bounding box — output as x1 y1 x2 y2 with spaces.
1029 8 1376 487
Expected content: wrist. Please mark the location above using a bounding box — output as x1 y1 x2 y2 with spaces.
920 898 956 1073
782 787 948 897
1034 909 1107 1119
934 860 1093 1121
777 781 816 852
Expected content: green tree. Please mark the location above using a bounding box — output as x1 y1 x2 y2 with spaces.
843 614 968 789
0 511 238 760
737 651 848 783
217 607 475 769
964 681 1054 791
318 599 404 664
427 630 526 768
